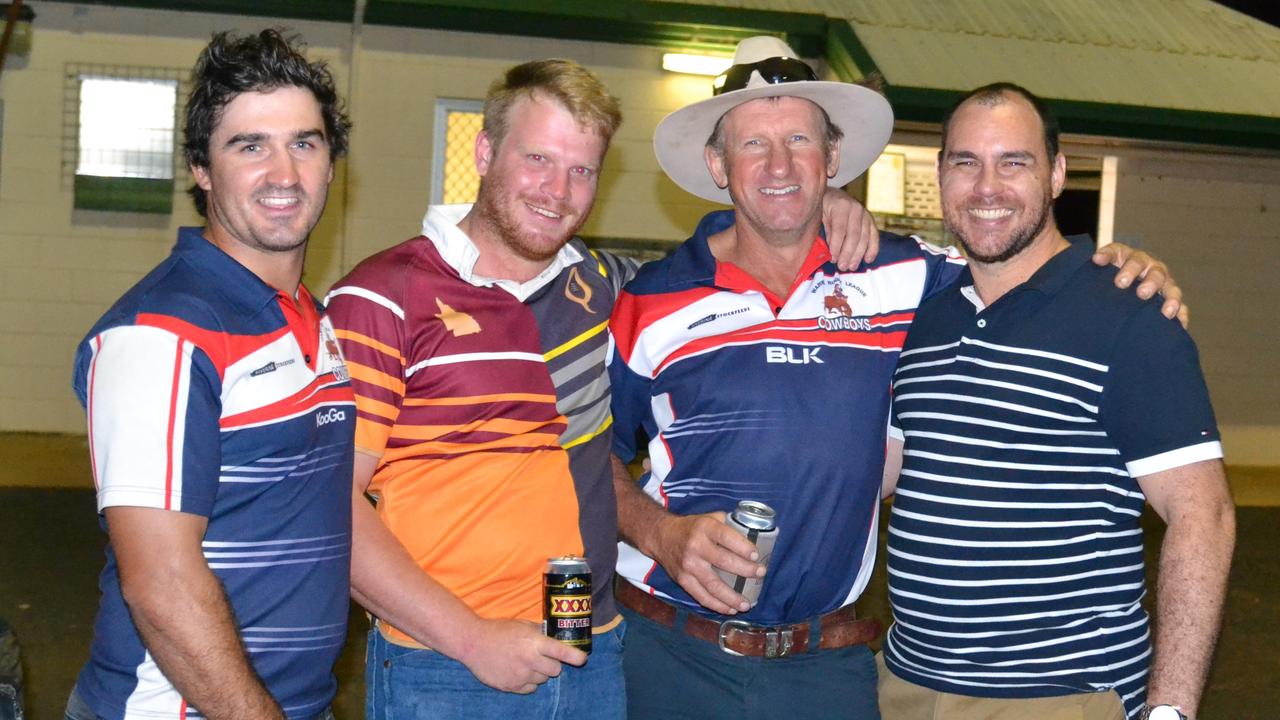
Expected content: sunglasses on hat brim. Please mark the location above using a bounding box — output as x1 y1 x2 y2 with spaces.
712 56 819 96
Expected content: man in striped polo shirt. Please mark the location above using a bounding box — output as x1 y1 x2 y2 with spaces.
879 84 1235 720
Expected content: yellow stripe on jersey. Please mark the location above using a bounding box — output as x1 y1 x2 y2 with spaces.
544 319 609 362
354 394 400 423
389 417 562 441
381 431 566 458
562 414 613 450
345 360 406 396
587 249 609 277
335 328 405 363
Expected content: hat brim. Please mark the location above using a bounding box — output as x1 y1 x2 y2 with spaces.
654 82 894 205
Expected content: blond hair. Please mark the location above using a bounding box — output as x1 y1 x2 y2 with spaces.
482 58 622 149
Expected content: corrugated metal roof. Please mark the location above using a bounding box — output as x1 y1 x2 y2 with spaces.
665 0 1280 118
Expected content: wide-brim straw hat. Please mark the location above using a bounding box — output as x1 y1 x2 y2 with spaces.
654 35 894 205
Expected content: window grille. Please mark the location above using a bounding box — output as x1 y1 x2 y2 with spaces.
64 64 186 213
431 99 484 205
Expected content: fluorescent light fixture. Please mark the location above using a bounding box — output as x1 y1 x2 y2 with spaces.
662 52 733 77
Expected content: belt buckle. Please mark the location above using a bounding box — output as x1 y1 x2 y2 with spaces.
717 619 796 658
765 626 796 658
717 619 753 656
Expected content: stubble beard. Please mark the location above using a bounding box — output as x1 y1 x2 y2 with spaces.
474 174 586 264
946 188 1053 265
212 185 322 255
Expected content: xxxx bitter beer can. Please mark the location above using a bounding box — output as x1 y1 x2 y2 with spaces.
543 555 592 653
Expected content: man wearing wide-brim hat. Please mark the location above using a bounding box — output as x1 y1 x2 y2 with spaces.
605 35 1184 719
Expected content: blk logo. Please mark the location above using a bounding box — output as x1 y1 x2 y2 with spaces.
765 346 823 364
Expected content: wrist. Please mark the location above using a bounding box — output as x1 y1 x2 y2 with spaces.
1139 704 1187 720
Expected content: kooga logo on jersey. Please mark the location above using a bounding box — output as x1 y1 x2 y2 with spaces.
316 407 348 427
765 347 823 364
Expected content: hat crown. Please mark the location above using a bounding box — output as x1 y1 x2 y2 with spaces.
731 36 798 66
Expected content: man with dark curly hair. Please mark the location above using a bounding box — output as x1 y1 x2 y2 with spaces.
66 29 354 720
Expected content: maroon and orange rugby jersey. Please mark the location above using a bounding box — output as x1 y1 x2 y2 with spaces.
326 205 634 645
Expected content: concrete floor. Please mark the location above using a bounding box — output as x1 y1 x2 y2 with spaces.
1 434 1276 718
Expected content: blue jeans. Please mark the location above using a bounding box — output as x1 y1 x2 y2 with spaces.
366 620 626 720
621 607 880 720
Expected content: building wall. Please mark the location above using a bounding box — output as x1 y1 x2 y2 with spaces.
0 4 722 434
1112 149 1280 465
3 5 1277 466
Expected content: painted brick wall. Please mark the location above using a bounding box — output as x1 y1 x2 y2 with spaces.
1113 152 1280 465
4 5 1276 468
0 5 721 433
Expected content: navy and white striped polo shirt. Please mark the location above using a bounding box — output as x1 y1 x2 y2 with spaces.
883 239 1221 718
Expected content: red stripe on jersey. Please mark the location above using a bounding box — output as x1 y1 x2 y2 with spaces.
876 311 917 327
164 340 185 510
280 288 320 370
220 382 355 429
610 287 721 362
138 313 290 376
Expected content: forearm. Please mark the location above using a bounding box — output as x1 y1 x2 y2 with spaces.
881 437 904 499
1147 496 1235 716
612 454 671 557
123 562 282 720
350 493 484 660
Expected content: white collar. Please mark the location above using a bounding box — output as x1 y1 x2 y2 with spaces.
960 284 987 312
421 203 584 302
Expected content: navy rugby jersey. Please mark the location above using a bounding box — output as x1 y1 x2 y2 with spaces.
610 210 965 624
884 239 1222 717
71 228 355 720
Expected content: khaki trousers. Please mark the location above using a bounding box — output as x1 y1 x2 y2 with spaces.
877 652 1127 720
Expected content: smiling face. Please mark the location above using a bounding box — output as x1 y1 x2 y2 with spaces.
938 92 1066 265
470 94 607 265
192 86 334 258
707 95 839 246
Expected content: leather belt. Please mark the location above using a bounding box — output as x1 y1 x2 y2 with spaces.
616 579 882 659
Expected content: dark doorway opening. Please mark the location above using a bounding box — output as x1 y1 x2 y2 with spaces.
1055 188 1100 239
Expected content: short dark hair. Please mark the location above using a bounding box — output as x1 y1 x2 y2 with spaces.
183 28 352 217
940 82 1060 160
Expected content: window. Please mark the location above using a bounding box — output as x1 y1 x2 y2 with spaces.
865 144 947 247
431 99 484 205
64 65 185 213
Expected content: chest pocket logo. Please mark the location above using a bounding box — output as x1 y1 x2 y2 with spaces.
435 298 482 337
564 266 596 314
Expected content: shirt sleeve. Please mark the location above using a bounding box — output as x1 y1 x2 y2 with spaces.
588 248 641 299
913 236 968 302
324 282 407 457
607 292 654 464
81 325 222 515
1099 305 1223 478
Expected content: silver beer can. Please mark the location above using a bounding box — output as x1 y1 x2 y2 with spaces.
714 500 778 606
